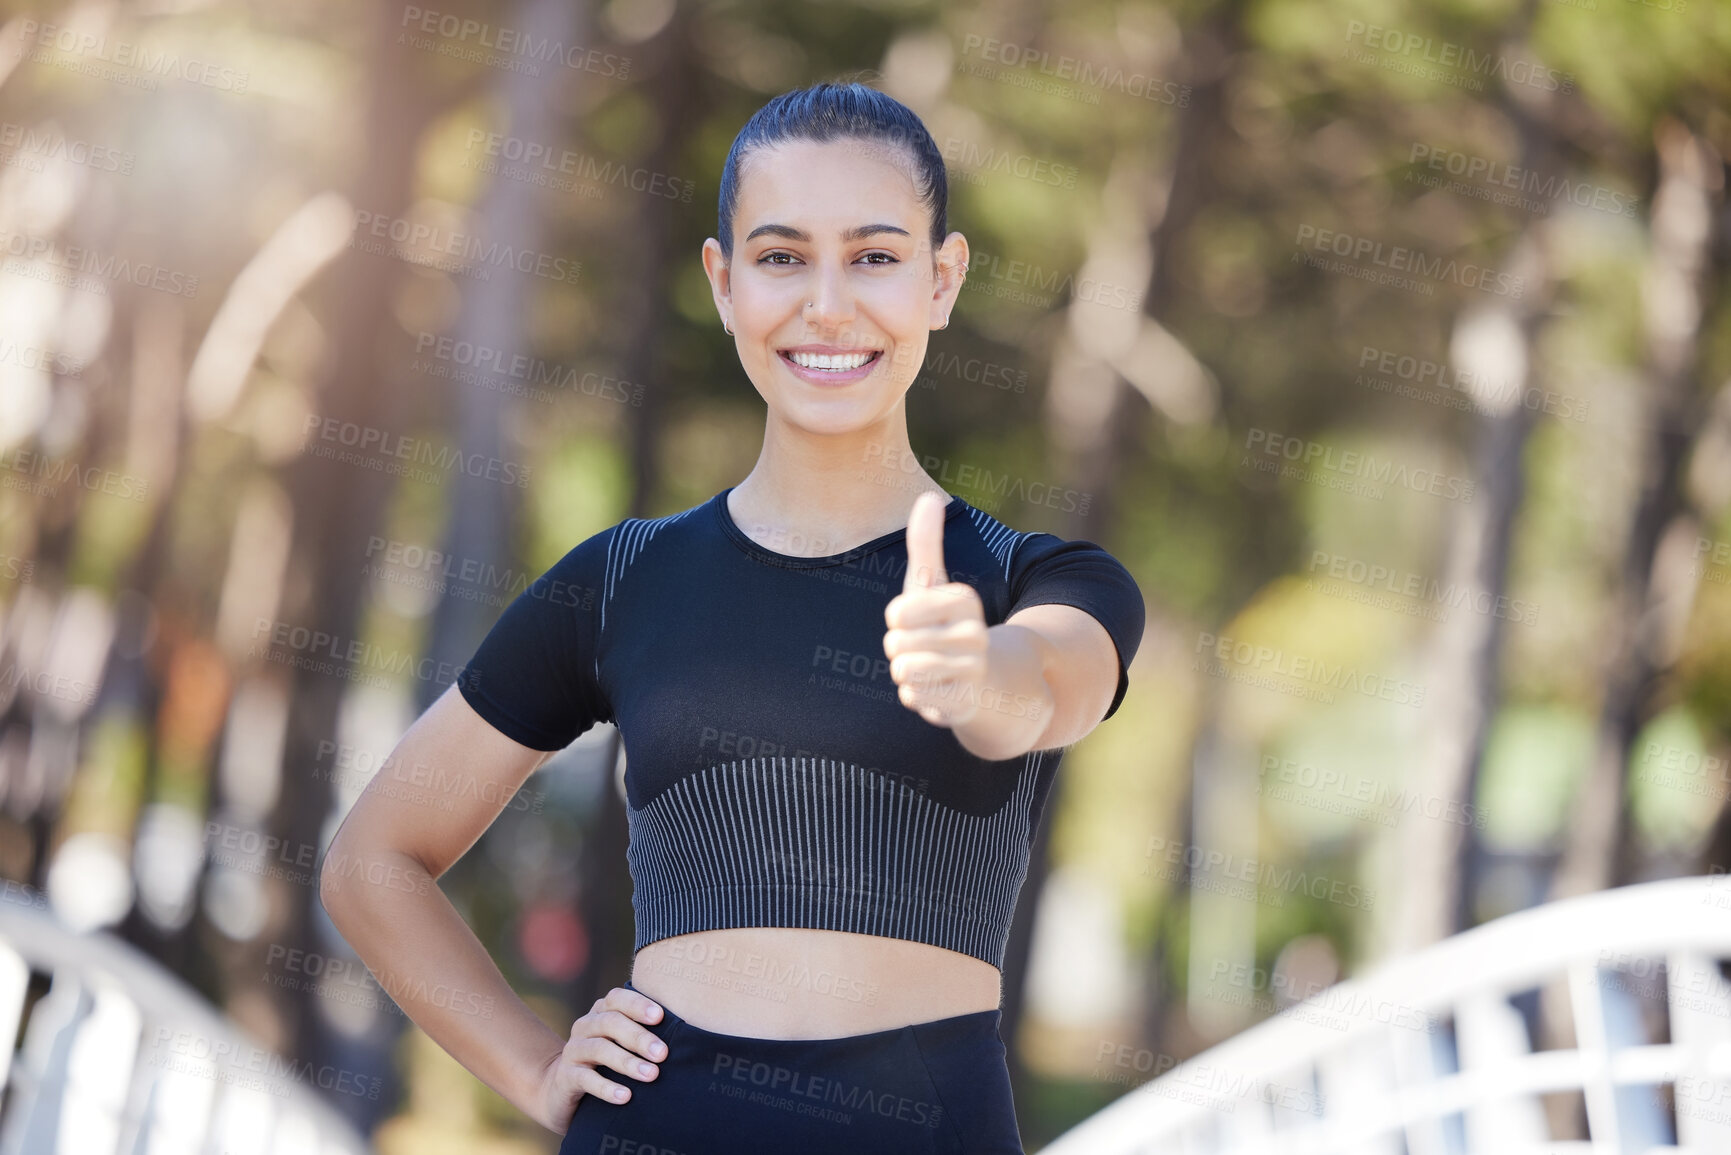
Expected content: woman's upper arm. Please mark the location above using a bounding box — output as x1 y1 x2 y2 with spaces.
326 683 557 883
323 533 612 886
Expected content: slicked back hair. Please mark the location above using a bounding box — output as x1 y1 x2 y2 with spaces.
717 80 948 266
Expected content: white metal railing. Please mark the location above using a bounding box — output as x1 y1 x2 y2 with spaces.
1042 875 1731 1155
0 892 373 1155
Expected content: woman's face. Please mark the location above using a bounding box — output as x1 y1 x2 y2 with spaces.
703 136 968 437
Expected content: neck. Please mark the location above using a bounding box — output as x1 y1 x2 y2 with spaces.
728 403 948 555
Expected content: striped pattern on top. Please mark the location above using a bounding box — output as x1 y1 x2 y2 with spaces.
626 751 1049 969
964 505 1036 581
601 508 700 632
596 508 697 680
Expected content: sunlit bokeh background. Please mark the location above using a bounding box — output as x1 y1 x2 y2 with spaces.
1 0 1728 1150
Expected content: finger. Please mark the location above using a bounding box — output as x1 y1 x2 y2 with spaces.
594 1008 669 1062
570 1059 634 1104
893 660 970 700
884 620 988 661
603 986 665 1030
563 1032 644 1104
898 681 976 725
884 582 982 630
902 491 950 593
890 652 981 688
576 1035 661 1083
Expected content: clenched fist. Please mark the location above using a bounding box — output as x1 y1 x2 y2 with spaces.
883 491 988 728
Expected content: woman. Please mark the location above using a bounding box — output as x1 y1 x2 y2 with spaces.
319 82 1145 1154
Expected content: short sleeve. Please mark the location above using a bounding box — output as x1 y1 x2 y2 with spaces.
1006 534 1146 722
455 528 613 751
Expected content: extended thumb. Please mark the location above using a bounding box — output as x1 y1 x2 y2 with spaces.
903 491 948 591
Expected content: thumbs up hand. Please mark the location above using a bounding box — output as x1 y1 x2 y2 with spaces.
883 491 988 728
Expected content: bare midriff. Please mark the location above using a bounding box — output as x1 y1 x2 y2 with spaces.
629 926 1003 1039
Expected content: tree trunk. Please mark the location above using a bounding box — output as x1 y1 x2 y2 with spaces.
569 8 699 1012
313 0 588 1133
1006 0 1247 1105
1549 119 1721 901
1386 13 1565 958
422 0 587 708
1386 258 1549 956
112 294 201 976
262 4 441 1135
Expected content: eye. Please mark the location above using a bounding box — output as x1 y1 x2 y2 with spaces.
754 250 901 266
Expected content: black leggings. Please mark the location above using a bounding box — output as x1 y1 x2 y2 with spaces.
556 980 1025 1154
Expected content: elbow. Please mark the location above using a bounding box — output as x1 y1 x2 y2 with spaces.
315 854 336 919
316 833 351 921
1025 681 1106 753
316 831 436 923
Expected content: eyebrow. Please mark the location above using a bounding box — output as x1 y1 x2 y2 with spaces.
743 222 911 244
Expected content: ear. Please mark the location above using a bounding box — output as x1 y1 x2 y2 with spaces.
702 237 732 325
931 231 969 325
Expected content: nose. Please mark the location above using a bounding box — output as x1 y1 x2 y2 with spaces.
803 258 856 329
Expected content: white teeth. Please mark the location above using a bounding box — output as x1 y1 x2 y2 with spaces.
787 350 875 371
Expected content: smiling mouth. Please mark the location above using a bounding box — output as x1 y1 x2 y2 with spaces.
779 349 882 372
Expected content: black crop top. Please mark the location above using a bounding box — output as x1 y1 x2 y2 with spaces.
455 486 1145 969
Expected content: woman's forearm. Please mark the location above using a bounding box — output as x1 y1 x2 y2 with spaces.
950 623 1055 761
319 844 567 1126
